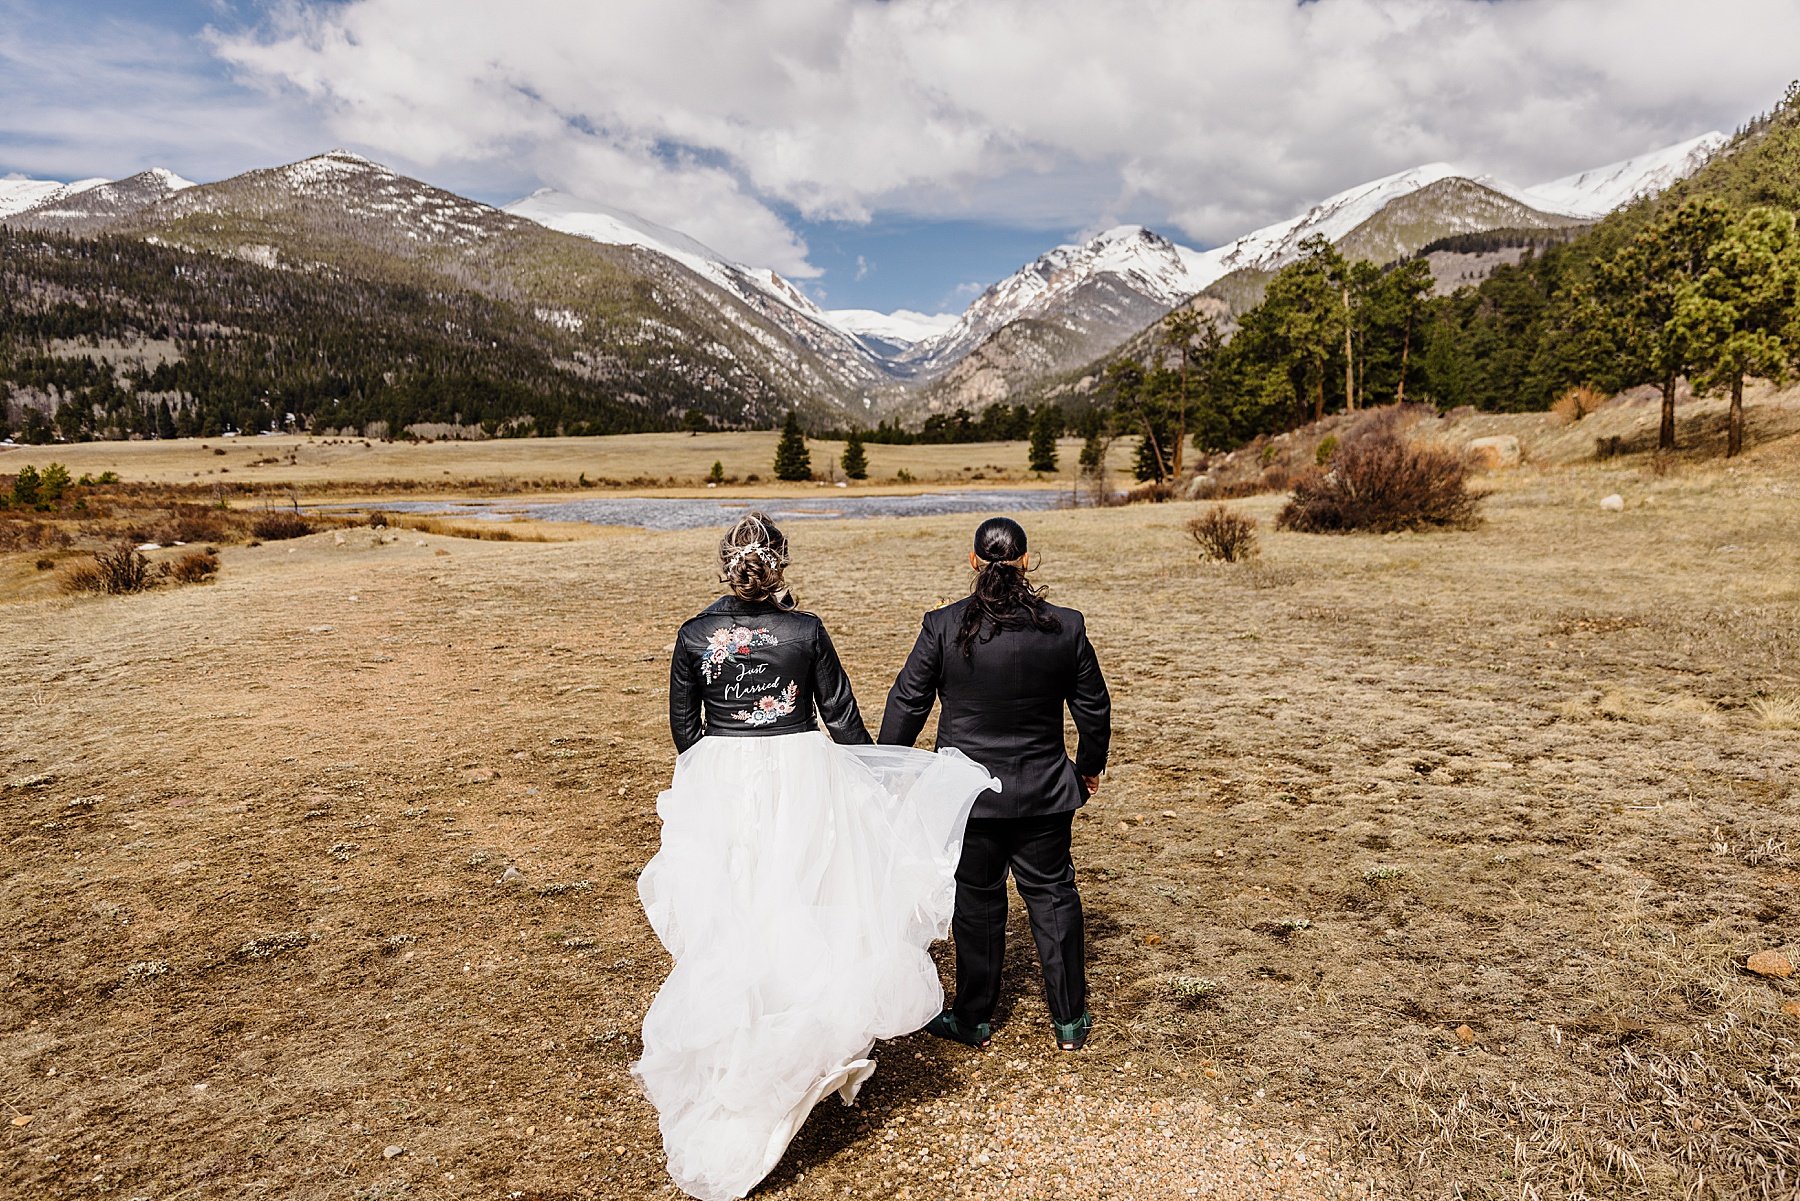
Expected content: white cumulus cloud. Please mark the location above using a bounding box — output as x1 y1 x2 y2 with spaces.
204 0 1800 275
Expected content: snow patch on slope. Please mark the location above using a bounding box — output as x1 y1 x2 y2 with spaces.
1521 132 1728 218
0 175 108 219
507 188 841 324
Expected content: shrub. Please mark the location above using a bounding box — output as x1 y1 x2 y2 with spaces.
165 505 229 544
1277 434 1482 534
39 462 71 503
1551 384 1605 425
63 542 151 595
1315 434 1339 466
61 562 105 593
10 465 41 507
1187 505 1260 562
168 548 220 584
251 509 312 540
34 557 54 571
1123 481 1177 505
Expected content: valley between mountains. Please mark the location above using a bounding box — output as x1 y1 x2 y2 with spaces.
0 132 1724 439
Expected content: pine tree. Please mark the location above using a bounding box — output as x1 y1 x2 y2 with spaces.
1027 406 1060 473
773 411 812 480
1674 206 1800 456
1592 200 1728 451
841 430 868 479
707 460 725 484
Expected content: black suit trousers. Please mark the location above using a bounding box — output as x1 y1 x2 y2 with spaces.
950 812 1086 1027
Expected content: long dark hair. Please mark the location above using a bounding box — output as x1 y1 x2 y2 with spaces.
956 517 1060 658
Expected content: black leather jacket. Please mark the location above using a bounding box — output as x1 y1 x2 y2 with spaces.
668 596 872 753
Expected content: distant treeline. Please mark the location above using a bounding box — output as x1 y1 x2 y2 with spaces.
1413 224 1593 258
818 402 1071 445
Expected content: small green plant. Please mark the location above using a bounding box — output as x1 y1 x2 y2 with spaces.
708 460 726 485
1167 975 1220 1001
1363 865 1406 883
1315 434 1339 465
38 462 71 503
122 960 171 984
236 931 308 961
10 465 41 507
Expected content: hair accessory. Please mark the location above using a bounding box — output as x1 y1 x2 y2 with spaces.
727 542 780 567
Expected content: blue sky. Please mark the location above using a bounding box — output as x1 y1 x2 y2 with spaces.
4 1 1796 315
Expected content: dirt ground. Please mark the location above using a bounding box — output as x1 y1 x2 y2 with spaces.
3 424 1797 1200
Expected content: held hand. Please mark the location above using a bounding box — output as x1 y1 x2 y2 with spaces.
1080 774 1101 798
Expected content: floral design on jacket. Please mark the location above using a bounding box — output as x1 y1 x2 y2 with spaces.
701 625 779 684
731 680 799 727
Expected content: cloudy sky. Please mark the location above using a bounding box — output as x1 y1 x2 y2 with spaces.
3 0 1796 314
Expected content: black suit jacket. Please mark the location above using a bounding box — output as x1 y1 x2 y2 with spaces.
879 598 1110 820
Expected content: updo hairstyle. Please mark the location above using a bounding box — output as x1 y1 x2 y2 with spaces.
718 511 795 608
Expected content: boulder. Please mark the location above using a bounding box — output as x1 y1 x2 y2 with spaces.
1746 950 1794 978
1466 435 1521 470
1599 494 1625 512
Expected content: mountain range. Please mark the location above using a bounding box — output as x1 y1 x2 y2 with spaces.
0 130 1726 432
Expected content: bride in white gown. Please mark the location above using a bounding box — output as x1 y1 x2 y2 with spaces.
633 512 998 1201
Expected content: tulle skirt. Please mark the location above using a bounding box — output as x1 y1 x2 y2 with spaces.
633 731 999 1201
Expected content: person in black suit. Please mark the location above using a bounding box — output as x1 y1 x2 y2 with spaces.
879 517 1111 1051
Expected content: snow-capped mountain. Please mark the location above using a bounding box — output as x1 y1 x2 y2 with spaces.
826 308 958 350
508 189 828 322
16 150 899 424
900 163 1540 378
1521 132 1728 218
6 168 194 233
506 188 897 386
899 224 1222 376
899 133 1719 413
0 175 108 220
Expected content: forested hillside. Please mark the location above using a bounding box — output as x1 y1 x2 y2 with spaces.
0 230 673 440
1079 84 1800 477
0 153 882 442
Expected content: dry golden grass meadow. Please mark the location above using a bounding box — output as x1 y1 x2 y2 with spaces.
3 390 1797 1200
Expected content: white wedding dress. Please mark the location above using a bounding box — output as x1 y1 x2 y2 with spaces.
633 731 998 1201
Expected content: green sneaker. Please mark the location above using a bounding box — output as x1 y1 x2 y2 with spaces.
1053 1011 1094 1051
925 1010 992 1050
